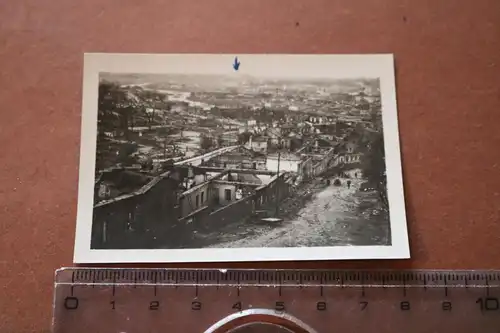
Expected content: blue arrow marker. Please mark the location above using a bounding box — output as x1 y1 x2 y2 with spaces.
233 57 240 71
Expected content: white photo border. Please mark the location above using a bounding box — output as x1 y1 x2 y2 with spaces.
73 53 409 263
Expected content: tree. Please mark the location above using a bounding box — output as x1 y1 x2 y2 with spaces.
116 142 139 166
216 135 224 147
139 90 166 129
161 159 175 172
237 131 251 145
361 131 388 211
289 138 302 151
200 135 214 151
369 104 382 131
98 81 130 136
140 155 154 171
96 81 135 170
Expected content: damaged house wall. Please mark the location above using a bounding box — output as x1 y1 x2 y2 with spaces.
91 169 183 249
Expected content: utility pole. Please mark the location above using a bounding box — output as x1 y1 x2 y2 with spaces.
274 146 281 217
163 139 166 159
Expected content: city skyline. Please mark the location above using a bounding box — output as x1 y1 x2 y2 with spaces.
99 72 381 92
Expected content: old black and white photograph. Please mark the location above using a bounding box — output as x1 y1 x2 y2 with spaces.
74 53 409 263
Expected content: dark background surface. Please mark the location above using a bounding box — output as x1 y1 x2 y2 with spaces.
1 0 499 331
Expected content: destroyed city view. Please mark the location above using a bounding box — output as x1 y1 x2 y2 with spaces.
91 72 390 250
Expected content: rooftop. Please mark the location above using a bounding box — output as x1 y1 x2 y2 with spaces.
96 169 154 196
235 173 264 185
251 135 269 142
266 152 301 161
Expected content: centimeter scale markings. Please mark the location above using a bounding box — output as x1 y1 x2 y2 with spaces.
53 269 500 333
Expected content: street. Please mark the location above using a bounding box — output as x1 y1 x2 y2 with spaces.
190 176 391 249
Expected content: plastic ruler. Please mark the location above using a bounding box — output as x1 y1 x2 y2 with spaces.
52 268 500 332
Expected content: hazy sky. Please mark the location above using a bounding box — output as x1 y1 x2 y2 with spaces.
87 53 393 80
